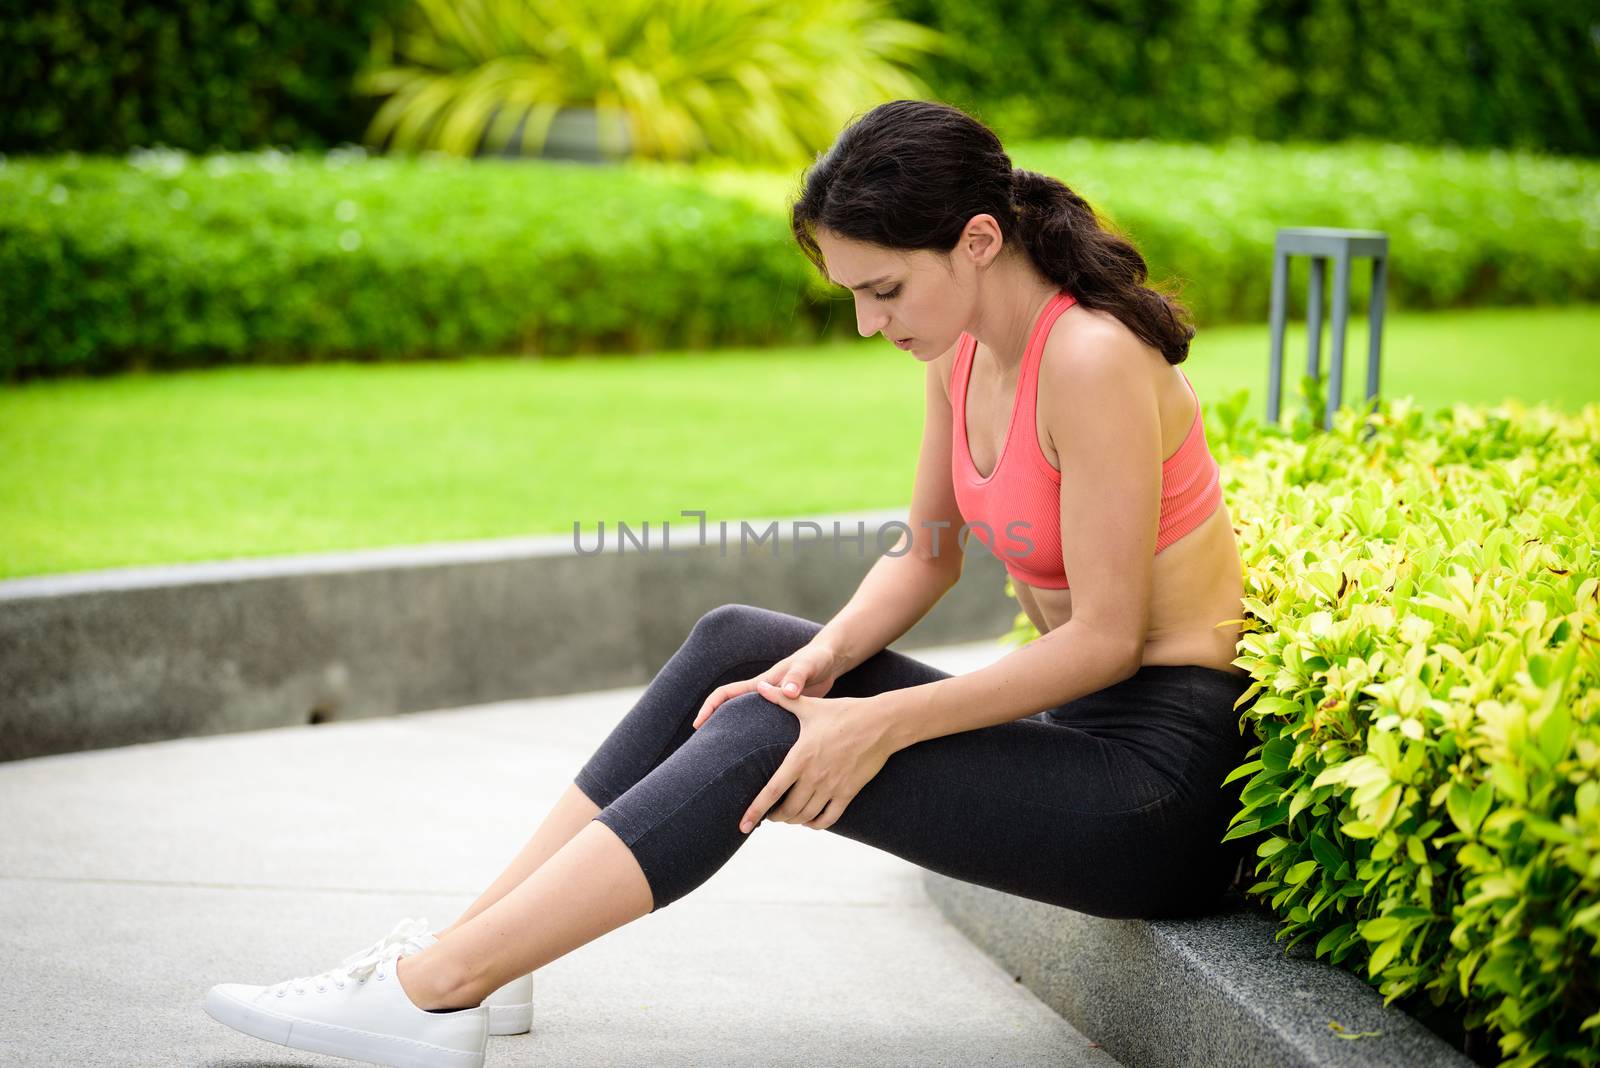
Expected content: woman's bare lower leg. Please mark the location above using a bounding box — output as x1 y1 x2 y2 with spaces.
434 781 603 940
395 817 652 1010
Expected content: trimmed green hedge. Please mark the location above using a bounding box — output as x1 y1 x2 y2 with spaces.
3 139 1597 379
0 150 819 378
1009 138 1600 328
1004 387 1600 1066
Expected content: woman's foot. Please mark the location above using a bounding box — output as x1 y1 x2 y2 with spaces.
203 939 488 1068
396 954 479 1012
342 915 535 1034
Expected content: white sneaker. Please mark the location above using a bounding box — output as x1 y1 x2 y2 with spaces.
203 935 488 1068
340 916 535 1037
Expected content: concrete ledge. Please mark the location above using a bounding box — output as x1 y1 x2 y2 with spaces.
922 873 1475 1068
1 509 1018 762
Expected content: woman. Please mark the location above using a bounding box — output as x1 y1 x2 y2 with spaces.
204 99 1257 1068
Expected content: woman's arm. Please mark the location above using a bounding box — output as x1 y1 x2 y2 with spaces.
811 546 960 678
864 620 1138 749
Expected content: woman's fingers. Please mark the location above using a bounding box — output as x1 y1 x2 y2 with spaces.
760 670 806 698
692 675 765 729
775 653 823 697
693 652 818 730
693 681 738 729
742 751 805 832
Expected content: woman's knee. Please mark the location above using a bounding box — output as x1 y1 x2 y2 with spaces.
690 602 771 647
696 690 800 749
690 602 759 641
687 602 816 662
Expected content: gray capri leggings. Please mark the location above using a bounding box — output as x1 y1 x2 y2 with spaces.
573 602 1258 920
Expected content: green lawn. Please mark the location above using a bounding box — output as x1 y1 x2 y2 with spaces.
3 304 1596 580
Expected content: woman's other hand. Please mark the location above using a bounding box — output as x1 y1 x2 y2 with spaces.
691 641 843 730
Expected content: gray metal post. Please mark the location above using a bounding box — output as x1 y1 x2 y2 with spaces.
1366 256 1387 405
1307 256 1324 427
1267 249 1289 424
1328 251 1352 431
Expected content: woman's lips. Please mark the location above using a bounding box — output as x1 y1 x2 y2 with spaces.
893 337 914 350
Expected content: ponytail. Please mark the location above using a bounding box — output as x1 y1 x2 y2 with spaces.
1010 167 1195 364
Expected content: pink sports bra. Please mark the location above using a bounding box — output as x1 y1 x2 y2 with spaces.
949 289 1223 590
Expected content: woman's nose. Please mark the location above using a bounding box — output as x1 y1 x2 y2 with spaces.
854 301 887 338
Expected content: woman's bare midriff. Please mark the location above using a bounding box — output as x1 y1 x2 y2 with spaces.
948 311 1249 679
1011 501 1248 677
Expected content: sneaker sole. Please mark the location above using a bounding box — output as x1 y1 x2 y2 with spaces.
204 986 486 1068
487 1000 533 1036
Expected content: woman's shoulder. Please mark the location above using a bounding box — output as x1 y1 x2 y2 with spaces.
1037 305 1166 390
1034 306 1190 463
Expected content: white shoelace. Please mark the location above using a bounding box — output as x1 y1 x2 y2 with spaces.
336 916 434 971
269 916 434 997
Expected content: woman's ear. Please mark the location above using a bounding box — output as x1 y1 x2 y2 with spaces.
960 213 1005 270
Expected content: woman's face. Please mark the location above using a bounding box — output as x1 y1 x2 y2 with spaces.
813 227 974 363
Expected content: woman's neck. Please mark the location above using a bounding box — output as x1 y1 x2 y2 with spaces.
968 258 1063 376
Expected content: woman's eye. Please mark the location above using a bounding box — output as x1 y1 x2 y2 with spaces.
873 286 902 301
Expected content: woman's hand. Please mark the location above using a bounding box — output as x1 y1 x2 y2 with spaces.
691 641 842 730
737 688 896 833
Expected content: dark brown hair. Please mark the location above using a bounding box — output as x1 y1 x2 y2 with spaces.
790 99 1195 365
